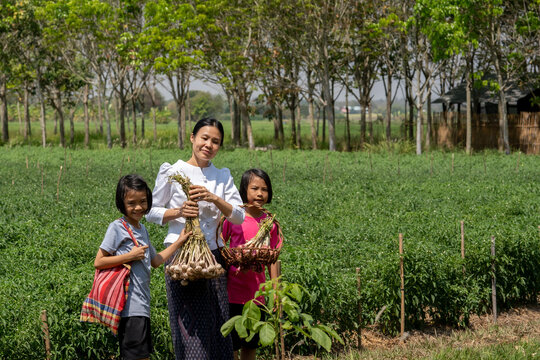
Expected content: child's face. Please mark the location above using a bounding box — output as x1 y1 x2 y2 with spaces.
246 176 269 208
123 189 148 225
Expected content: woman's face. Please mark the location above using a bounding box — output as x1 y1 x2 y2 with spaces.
190 125 222 163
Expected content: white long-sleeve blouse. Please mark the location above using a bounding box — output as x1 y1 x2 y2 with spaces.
146 160 245 250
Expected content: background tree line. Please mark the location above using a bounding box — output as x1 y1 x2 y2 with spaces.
0 0 538 153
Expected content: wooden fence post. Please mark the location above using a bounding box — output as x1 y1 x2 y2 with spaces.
399 233 405 336
41 310 51 360
491 236 497 324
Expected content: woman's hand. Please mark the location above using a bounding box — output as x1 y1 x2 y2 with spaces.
189 185 218 203
179 200 199 218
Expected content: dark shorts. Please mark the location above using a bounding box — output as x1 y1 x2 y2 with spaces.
229 303 263 351
118 316 153 360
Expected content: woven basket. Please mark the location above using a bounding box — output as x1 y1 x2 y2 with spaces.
217 210 283 271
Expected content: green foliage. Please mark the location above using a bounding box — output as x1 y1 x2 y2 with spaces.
0 148 539 357
221 278 343 355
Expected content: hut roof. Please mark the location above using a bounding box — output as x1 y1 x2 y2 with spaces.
433 80 537 106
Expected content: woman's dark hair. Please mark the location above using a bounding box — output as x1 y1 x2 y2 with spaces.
192 117 224 146
239 168 273 204
115 174 153 216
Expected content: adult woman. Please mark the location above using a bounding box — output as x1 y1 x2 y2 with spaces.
146 118 244 359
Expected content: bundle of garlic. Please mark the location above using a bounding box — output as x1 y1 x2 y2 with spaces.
166 173 225 285
221 212 282 272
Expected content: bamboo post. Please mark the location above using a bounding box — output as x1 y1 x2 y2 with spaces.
461 221 465 275
56 166 63 201
491 236 497 324
399 233 405 336
356 267 362 348
41 310 51 360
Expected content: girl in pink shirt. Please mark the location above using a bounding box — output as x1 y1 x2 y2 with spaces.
221 169 281 360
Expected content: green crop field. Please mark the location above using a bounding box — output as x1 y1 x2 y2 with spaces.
0 147 539 359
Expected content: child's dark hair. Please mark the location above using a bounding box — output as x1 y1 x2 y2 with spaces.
115 174 152 216
192 117 224 146
239 168 272 204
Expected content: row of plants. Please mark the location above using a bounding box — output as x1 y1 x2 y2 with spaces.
0 147 538 358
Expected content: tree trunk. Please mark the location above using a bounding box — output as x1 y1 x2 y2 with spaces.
296 104 301 149
385 74 392 141
119 95 127 148
24 86 31 140
465 66 472 155
277 106 284 148
84 85 90 147
238 89 254 149
425 92 432 150
0 78 8 143
132 98 137 145
345 89 351 151
289 100 297 147
36 70 47 147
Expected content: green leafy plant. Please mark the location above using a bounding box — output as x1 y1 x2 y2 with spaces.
221 278 343 357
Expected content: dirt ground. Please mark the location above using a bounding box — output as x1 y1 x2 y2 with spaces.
360 303 540 350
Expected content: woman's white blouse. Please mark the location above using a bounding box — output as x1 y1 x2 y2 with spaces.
146 160 245 250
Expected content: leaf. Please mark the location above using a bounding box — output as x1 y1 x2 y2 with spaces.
234 318 248 338
259 323 276 346
220 315 241 336
310 327 332 352
289 283 303 302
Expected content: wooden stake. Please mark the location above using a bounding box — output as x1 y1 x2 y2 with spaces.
399 233 405 336
491 236 497 324
356 267 362 348
56 166 63 201
460 221 465 275
41 310 51 360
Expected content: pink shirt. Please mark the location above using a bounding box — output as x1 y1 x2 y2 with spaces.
223 213 281 304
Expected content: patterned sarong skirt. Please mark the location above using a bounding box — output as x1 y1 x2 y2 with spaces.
165 249 233 360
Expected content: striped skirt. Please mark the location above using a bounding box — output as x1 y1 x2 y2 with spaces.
165 249 233 360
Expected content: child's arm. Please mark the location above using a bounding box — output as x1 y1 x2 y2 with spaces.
151 229 192 268
94 245 149 270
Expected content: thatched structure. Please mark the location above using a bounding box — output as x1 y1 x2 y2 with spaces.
432 82 539 153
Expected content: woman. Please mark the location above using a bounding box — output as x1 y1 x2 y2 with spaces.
146 118 244 359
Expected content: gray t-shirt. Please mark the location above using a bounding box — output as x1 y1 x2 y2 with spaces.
100 219 157 318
